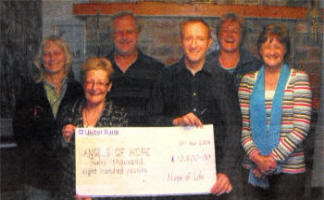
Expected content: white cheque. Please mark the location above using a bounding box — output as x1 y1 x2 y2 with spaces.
75 125 216 197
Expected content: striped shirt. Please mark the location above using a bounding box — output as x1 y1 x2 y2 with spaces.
239 68 312 174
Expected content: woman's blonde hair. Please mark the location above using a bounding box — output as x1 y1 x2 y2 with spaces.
33 35 72 82
81 57 114 83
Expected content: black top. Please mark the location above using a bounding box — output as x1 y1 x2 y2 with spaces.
106 50 164 126
208 46 262 91
12 77 83 190
56 98 128 199
149 57 242 197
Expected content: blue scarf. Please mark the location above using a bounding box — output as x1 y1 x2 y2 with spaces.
249 64 290 188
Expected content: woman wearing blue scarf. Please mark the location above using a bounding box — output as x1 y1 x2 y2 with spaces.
239 24 312 200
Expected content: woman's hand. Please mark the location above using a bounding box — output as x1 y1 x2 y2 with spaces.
62 124 76 142
253 167 264 178
210 173 232 196
252 154 277 174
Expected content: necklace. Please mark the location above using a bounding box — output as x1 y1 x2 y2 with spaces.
83 108 90 127
83 104 104 127
83 107 96 127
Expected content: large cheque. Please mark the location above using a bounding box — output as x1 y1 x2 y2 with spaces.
75 125 216 197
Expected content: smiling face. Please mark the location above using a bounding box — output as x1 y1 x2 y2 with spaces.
42 41 66 74
219 19 241 53
84 69 112 106
113 15 139 56
181 21 212 67
260 35 286 70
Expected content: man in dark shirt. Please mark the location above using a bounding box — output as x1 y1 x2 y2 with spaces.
150 19 242 199
106 12 164 126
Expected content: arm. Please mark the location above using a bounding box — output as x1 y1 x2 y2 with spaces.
239 73 260 159
239 73 279 173
215 72 242 186
12 86 34 148
57 100 81 148
147 70 183 126
270 71 312 162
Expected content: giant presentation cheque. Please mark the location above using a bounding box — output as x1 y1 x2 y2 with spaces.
75 125 216 197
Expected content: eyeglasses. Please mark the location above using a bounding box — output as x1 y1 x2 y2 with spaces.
84 80 109 87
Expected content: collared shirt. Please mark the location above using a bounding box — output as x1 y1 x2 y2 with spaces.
149 57 242 180
43 77 68 118
106 50 164 126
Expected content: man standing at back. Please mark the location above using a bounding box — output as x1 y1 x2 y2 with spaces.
107 12 164 126
150 19 242 199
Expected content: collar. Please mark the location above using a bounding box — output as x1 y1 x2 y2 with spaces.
108 48 144 67
208 46 258 71
175 56 213 75
43 77 68 89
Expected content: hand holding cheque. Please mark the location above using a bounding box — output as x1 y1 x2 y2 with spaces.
73 125 225 197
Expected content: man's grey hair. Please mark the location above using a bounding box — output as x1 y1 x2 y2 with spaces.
112 12 141 32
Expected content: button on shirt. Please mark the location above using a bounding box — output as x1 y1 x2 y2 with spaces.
149 57 242 198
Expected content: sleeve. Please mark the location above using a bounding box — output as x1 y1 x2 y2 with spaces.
147 70 177 126
12 83 54 155
270 71 312 162
12 85 34 148
113 105 129 127
239 73 260 159
216 72 243 177
56 100 80 149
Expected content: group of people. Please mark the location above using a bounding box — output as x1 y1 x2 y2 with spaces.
13 11 312 200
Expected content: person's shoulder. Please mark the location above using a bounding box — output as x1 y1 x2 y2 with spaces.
240 47 262 69
165 60 185 74
67 78 84 96
105 51 114 60
290 66 308 75
68 79 82 88
109 99 123 109
206 50 220 63
106 100 127 118
289 66 310 81
139 51 165 69
241 69 258 82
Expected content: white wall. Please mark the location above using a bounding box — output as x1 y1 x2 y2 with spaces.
42 0 88 80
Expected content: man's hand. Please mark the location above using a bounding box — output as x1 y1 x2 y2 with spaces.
210 173 232 196
76 194 92 200
172 112 203 127
62 124 76 142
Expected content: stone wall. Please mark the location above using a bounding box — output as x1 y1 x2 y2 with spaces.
1 0 42 118
40 1 322 109
84 15 323 110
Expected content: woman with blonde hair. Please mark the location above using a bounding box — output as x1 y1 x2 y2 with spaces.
57 57 127 199
13 35 83 199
